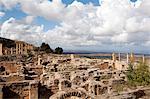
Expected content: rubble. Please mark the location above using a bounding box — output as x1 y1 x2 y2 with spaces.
0 44 150 99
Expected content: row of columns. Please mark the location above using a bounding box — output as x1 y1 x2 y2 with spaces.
0 42 34 56
89 84 106 95
112 52 145 63
16 42 33 55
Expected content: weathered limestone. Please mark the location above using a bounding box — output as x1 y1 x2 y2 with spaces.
16 43 18 54
0 85 3 99
142 55 145 63
15 41 34 55
24 44 27 54
47 56 50 62
112 53 116 62
118 53 121 62
11 48 13 55
71 54 74 59
29 81 38 99
126 53 129 64
4 49 7 55
21 43 23 54
0 43 3 56
19 43 21 54
0 51 149 99
38 57 42 65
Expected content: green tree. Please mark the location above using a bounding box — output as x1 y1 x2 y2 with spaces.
55 47 63 54
40 42 53 53
126 61 150 86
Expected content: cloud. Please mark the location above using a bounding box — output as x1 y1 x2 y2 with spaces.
0 17 43 45
20 0 65 20
24 16 35 24
0 0 19 9
0 12 5 17
0 0 150 52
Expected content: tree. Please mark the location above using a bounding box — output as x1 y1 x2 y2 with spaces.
126 61 150 86
40 42 53 53
55 47 63 54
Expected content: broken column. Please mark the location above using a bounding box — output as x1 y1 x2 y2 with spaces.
112 53 116 62
0 43 3 56
71 54 75 63
29 81 38 99
38 56 41 65
71 54 74 59
108 86 112 94
47 56 50 62
142 55 145 63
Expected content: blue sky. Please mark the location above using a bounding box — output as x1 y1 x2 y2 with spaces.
0 0 100 31
0 0 150 54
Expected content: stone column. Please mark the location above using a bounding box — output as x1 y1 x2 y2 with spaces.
22 44 24 54
16 43 18 54
0 85 3 99
19 43 21 54
118 53 121 62
108 86 112 94
71 54 74 59
47 56 50 62
42 66 47 75
88 84 91 94
96 85 98 95
71 54 75 63
130 53 134 63
30 45 33 50
18 43 20 54
58 81 62 91
29 81 38 99
112 53 116 62
24 44 27 54
93 85 95 95
29 45 31 50
4 50 7 55
20 43 23 54
142 55 145 63
27 44 30 50
0 43 3 56
127 53 129 64
52 58 56 64
38 57 41 65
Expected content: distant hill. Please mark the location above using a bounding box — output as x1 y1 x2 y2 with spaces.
0 37 16 48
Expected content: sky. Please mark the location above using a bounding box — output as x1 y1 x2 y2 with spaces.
0 0 150 54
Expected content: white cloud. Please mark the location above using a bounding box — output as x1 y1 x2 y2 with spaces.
0 12 5 17
20 0 65 20
24 16 35 24
0 0 150 52
0 17 43 45
0 0 19 9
